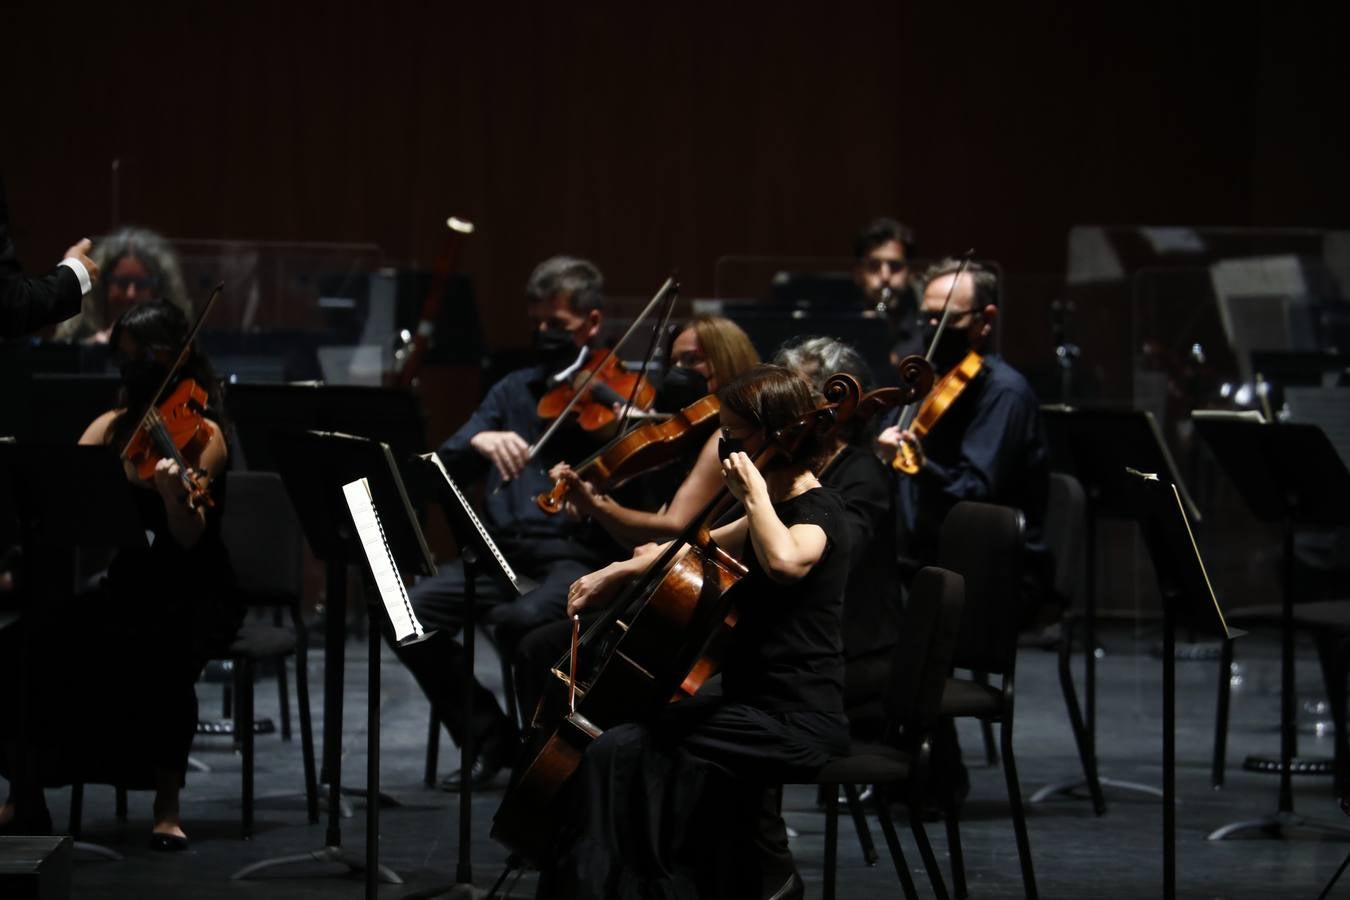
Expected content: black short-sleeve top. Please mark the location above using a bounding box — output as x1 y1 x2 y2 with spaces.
720 486 851 714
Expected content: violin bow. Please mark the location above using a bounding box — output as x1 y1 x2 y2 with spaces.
523 274 679 467
118 282 224 460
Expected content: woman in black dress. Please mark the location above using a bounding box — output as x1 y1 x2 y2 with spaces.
551 364 852 899
0 300 240 850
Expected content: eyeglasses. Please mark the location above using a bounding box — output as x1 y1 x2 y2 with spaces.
108 275 159 293
917 309 979 329
863 258 907 275
672 351 707 368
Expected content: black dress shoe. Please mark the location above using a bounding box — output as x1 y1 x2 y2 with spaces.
438 752 508 793
763 871 804 900
149 832 190 852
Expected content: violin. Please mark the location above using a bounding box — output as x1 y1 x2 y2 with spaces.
892 350 983 473
535 393 721 514
535 347 657 436
118 284 224 509
122 376 215 508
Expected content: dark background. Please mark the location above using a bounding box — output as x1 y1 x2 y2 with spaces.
3 1 1347 353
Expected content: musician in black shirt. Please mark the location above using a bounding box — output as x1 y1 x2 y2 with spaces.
554 365 850 900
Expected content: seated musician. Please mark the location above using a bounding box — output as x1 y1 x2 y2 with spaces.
853 216 923 366
391 256 620 790
773 336 899 728
512 315 759 722
546 364 850 899
0 300 239 850
875 258 1050 808
53 226 192 345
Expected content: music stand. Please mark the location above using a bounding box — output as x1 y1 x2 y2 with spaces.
1127 468 1241 900
0 444 148 862
1192 417 1350 840
397 451 530 900
233 431 435 897
1032 407 1195 813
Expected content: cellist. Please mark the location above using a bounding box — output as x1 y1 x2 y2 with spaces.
550 365 851 900
874 257 1050 814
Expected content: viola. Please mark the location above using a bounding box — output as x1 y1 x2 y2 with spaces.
892 350 984 473
122 376 215 508
535 393 721 515
536 348 657 437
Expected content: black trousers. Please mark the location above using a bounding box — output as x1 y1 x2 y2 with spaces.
542 694 848 899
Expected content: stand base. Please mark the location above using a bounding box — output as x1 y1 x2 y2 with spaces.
1207 810 1350 841
1031 774 1164 807
1243 755 1338 777
231 844 403 883
400 882 486 900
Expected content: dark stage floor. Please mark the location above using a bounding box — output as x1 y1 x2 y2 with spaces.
20 622 1350 899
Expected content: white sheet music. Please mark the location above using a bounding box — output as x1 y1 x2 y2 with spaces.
421 452 521 591
342 478 424 643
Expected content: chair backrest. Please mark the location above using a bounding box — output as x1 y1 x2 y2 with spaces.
220 470 304 602
1045 472 1087 608
886 565 965 742
937 501 1025 675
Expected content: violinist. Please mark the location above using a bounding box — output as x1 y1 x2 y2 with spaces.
0 300 239 849
874 258 1049 813
390 255 619 790
512 315 758 723
549 365 851 900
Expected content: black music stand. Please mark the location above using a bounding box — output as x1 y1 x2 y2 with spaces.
1032 407 1196 812
1193 417 1350 840
1127 468 1242 900
0 444 147 862
233 431 436 896
397 451 531 900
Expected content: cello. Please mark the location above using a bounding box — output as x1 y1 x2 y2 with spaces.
491 370 932 864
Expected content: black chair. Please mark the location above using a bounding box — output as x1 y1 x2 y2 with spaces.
70 471 320 841
936 501 1038 900
1211 599 1350 796
794 565 966 900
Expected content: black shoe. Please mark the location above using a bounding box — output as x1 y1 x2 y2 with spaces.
437 737 518 793
763 871 803 900
148 832 190 852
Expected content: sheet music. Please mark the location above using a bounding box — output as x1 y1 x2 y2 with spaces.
342 478 425 643
420 452 522 592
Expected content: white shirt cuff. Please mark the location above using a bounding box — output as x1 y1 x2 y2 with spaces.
59 257 93 296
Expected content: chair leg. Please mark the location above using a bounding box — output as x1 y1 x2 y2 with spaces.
292 614 320 825
974 672 1000 766
1058 620 1106 815
1313 629 1350 796
944 800 967 900
425 706 441 787
276 656 292 742
222 679 233 720
824 785 839 900
68 783 83 837
842 783 879 866
1000 717 1038 900
115 785 128 823
1212 637 1234 789
869 786 919 900
904 793 952 900
239 657 256 840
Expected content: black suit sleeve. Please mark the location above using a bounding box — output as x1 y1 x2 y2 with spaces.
0 177 83 338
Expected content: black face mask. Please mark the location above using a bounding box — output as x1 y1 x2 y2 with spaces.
920 320 973 374
120 359 170 410
535 326 580 372
656 365 710 412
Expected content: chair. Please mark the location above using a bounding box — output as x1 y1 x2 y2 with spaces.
793 565 966 900
69 471 320 840
936 501 1038 900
